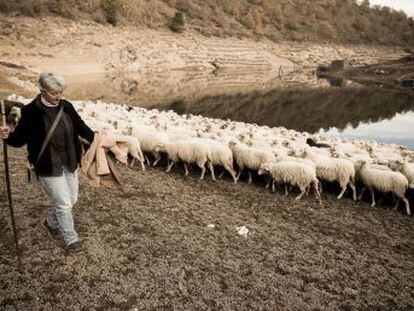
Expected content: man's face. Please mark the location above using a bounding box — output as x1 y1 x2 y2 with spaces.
43 90 63 105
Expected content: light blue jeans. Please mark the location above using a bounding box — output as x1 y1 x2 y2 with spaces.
38 167 79 246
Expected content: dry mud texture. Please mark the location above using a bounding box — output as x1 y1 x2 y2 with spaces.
1 147 414 310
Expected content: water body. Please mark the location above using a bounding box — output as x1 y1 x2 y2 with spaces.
322 111 414 149
163 86 414 149
65 70 414 150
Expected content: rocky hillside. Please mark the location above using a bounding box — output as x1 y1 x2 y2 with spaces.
0 16 408 106
1 0 413 46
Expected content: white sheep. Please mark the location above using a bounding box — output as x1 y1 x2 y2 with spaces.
298 148 356 200
104 133 146 172
155 139 215 180
388 160 414 189
130 126 169 166
273 155 318 193
197 138 237 183
258 161 321 202
275 155 316 169
228 141 275 184
356 161 410 215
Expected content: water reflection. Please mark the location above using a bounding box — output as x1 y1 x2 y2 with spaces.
64 69 414 149
64 68 291 107
164 87 414 149
321 112 414 149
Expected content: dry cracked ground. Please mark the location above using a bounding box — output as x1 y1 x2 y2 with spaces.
0 146 413 310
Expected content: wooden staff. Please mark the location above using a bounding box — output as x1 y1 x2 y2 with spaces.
1 100 23 272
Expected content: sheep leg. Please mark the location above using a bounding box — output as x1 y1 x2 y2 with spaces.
236 168 243 182
358 187 366 200
224 165 237 183
130 158 135 168
199 165 206 180
369 187 376 207
318 182 323 195
313 181 322 204
403 198 411 215
166 160 174 172
272 180 276 193
218 170 224 179
152 153 162 167
295 187 306 201
349 181 357 201
248 171 252 184
392 198 401 211
208 162 216 181
139 160 145 172
235 170 241 181
377 193 387 205
265 176 270 189
284 184 289 196
391 192 396 205
144 155 151 166
337 183 347 200
184 163 189 176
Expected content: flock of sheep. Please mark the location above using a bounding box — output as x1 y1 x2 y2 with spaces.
9 96 414 215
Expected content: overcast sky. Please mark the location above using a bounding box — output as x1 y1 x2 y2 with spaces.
368 0 414 17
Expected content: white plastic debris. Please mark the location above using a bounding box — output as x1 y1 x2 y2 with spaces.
236 225 249 237
207 224 215 228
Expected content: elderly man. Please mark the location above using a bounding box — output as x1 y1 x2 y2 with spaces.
0 72 94 253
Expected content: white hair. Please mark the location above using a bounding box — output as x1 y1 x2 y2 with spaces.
38 72 67 93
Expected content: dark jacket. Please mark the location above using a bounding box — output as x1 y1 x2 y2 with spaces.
6 95 95 176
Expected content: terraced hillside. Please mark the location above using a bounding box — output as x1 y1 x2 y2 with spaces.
1 0 413 46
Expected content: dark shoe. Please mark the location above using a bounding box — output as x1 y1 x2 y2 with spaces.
43 220 60 240
65 241 84 254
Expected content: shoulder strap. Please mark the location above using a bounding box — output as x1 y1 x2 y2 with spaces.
35 105 64 166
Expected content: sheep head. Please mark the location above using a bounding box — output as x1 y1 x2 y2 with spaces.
331 151 340 158
287 149 295 156
388 160 404 171
154 143 165 153
258 163 269 175
354 159 366 170
220 124 228 130
228 140 238 149
295 148 307 158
